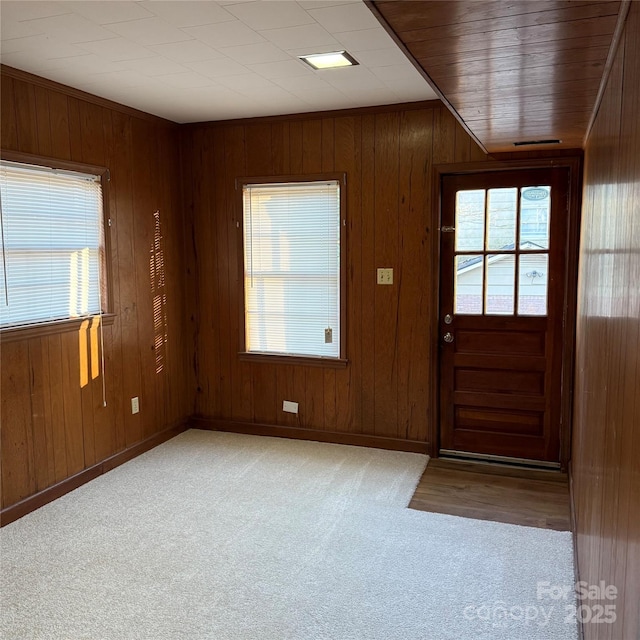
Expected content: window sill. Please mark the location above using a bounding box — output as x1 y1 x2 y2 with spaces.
0 314 116 343
238 352 348 369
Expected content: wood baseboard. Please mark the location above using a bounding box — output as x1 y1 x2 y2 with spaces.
0 422 188 527
190 416 431 454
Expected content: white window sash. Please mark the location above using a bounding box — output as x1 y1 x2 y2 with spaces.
0 160 105 329
243 180 341 358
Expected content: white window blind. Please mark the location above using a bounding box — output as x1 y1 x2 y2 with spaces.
0 160 105 329
243 180 341 358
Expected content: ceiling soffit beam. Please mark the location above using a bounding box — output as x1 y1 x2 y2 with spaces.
365 0 488 154
365 0 631 153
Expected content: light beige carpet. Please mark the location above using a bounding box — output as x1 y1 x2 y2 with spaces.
0 429 577 639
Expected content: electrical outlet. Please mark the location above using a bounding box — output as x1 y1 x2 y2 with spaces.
283 400 299 414
131 397 139 414
377 268 393 285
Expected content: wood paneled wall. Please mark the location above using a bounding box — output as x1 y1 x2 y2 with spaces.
572 3 640 639
182 103 486 447
1 70 190 511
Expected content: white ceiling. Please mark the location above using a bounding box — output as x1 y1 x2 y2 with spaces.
0 0 438 123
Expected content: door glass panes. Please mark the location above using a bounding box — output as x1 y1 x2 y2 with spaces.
485 254 515 315
519 254 548 315
455 254 483 314
455 190 485 251
520 186 550 249
452 183 552 318
487 188 517 250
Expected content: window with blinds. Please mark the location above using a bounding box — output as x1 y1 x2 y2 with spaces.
242 179 343 359
0 159 106 329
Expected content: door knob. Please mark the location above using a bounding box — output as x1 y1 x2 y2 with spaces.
443 332 454 343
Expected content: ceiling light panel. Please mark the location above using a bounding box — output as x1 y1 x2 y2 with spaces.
299 51 358 70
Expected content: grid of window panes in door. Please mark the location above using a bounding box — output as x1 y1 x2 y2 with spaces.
454 186 550 316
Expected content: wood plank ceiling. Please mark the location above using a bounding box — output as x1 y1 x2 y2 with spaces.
370 1 623 152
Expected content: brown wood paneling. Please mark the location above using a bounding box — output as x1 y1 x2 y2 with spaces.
373 112 400 437
184 102 472 445
0 69 190 511
371 0 624 152
1 342 35 507
398 109 432 441
193 417 430 454
572 3 640 639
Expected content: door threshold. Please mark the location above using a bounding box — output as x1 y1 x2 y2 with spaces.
438 449 562 471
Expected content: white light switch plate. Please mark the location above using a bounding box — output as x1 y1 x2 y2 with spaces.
131 397 139 414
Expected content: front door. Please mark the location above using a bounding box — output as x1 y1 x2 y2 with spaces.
439 168 569 464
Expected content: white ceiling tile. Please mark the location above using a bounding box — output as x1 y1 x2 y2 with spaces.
254 86 305 101
60 1 155 25
150 40 225 64
48 53 128 74
1 18 44 41
259 23 339 51
0 51 90 74
225 1 315 31
298 91 353 110
388 87 437 102
334 27 393 52
233 84 297 102
263 100 310 115
175 86 261 120
42 70 101 90
184 20 265 48
345 87 404 102
382 77 437 100
247 59 312 80
355 47 411 68
125 56 189 76
0 51 44 71
89 76 174 103
1 34 88 59
141 1 235 28
273 74 339 96
0 1 70 22
24 14 117 44
307 3 379 33
185 57 251 79
108 76 187 100
107 17 193 46
219 42 290 65
76 37 156 62
371 64 424 83
184 85 247 104
217 72 279 92
0 0 442 123
54 68 149 88
319 65 385 91
298 0 359 8
157 71 215 89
